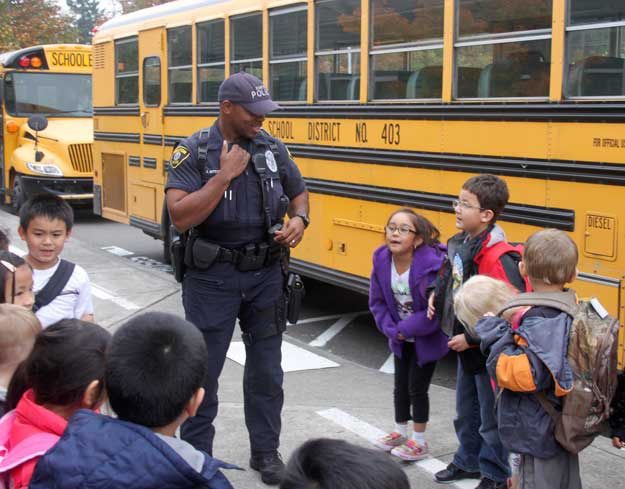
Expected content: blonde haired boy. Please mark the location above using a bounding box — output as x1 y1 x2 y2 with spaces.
476 229 581 489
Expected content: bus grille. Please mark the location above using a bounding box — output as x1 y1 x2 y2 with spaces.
68 144 94 173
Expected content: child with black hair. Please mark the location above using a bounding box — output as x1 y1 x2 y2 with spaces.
0 304 41 416
0 319 110 488
0 250 34 309
280 438 410 489
18 193 94 327
29 312 237 489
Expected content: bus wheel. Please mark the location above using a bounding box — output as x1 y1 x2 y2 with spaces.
11 176 26 215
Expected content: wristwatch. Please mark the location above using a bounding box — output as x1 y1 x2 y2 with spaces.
295 214 310 229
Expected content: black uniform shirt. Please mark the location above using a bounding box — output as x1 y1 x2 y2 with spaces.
165 121 306 247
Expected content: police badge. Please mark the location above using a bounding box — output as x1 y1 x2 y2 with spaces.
170 146 190 169
265 150 278 172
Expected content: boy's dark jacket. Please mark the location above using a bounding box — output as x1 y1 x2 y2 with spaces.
29 410 237 489
433 224 527 374
476 302 574 459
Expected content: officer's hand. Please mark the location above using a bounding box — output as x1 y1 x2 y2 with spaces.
219 141 250 181
274 217 305 248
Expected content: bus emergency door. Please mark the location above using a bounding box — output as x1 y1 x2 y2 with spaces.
134 27 165 227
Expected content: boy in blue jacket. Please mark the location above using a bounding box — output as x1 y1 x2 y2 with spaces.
476 229 581 489
29 312 238 489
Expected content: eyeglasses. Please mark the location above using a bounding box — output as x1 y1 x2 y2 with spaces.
452 199 485 211
385 225 417 236
0 260 16 272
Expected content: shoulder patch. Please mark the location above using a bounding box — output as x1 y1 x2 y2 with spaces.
170 146 190 168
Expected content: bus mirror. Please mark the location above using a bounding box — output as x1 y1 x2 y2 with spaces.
27 115 48 162
27 115 48 132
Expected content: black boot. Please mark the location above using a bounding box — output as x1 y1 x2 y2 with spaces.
250 451 285 485
434 463 481 483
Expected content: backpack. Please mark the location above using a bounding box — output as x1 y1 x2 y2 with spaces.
32 260 76 312
499 290 619 453
0 411 60 489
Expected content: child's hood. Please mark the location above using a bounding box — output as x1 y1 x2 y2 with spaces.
29 409 238 489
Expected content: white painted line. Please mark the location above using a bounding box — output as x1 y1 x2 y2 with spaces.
9 245 26 256
101 245 134 257
227 341 340 372
316 407 478 489
290 310 369 326
309 312 365 347
317 407 386 441
379 353 395 374
91 284 141 311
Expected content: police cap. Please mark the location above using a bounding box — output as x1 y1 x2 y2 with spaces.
218 72 280 116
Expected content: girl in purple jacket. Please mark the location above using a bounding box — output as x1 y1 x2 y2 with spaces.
369 208 448 461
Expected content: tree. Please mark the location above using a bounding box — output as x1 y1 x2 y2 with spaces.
0 0 76 52
118 0 173 14
67 0 103 44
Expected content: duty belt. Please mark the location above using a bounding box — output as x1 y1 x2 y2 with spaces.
189 236 283 272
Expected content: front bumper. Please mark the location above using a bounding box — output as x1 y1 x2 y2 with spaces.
20 175 93 204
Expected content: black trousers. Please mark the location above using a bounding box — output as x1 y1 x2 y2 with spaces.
180 261 284 456
394 342 437 424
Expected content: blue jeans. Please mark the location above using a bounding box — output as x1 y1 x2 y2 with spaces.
452 360 509 483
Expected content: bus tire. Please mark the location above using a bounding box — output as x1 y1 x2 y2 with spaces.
11 175 26 215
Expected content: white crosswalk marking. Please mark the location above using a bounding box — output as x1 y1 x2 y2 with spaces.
309 312 366 347
316 407 479 489
227 340 340 372
379 353 395 374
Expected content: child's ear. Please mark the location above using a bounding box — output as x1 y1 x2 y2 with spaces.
569 267 579 283
17 226 26 240
518 261 527 278
82 380 105 410
480 209 494 224
186 388 205 418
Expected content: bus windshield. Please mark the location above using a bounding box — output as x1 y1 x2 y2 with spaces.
4 72 92 117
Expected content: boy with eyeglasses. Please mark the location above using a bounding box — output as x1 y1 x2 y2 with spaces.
428 174 528 489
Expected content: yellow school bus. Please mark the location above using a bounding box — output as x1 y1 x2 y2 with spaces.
0 44 94 211
92 0 625 365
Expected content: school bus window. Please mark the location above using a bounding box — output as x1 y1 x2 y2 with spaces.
270 5 307 102
143 57 161 106
197 19 225 103
455 1 551 99
231 13 262 79
569 0 625 25
316 0 361 101
370 0 444 100
115 37 138 105
167 26 192 104
457 0 552 37
5 71 92 117
565 1 625 97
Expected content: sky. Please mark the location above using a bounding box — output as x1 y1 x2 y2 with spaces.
56 0 122 17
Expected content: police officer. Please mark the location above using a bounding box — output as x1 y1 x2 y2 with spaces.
165 72 309 486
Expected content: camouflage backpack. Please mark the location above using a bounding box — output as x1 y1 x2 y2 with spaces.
500 290 619 453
